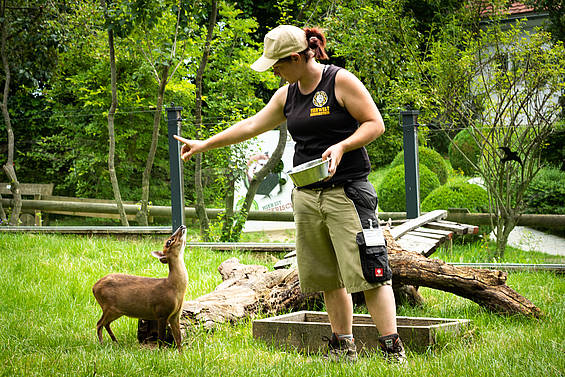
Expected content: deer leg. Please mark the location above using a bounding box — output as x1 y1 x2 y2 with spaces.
96 310 121 343
157 318 167 347
168 311 183 352
105 324 118 342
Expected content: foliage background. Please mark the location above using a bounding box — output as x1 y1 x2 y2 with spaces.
1 0 563 219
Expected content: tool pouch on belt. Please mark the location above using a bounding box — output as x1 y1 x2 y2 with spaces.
355 231 392 283
344 180 392 283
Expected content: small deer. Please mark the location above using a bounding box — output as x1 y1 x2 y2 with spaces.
92 225 188 352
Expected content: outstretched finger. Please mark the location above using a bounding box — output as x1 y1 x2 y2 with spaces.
173 135 190 144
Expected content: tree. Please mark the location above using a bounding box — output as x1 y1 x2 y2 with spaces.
192 0 218 240
0 0 62 225
323 0 423 167
523 0 565 42
185 1 279 241
422 21 565 259
131 0 194 226
100 0 129 225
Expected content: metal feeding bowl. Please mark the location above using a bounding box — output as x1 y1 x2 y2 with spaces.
287 158 331 187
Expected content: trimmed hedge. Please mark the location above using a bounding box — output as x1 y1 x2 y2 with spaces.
422 179 492 236
390 146 449 184
377 164 440 212
421 179 490 213
449 128 481 176
524 167 565 215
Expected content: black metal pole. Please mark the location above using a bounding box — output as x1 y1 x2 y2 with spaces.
167 105 185 232
401 110 420 219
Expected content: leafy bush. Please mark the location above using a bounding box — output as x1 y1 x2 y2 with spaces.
377 164 440 212
540 127 565 170
449 128 481 176
421 179 490 213
524 167 565 215
422 179 492 236
390 146 449 184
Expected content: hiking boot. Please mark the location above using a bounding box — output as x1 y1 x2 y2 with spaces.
378 333 407 364
322 333 358 362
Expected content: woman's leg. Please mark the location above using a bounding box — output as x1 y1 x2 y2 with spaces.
364 285 397 336
324 287 353 334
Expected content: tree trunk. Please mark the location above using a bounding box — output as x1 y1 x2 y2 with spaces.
105 26 129 226
180 257 320 330
0 193 7 223
0 9 21 226
228 122 288 241
193 0 217 241
138 66 169 226
177 229 541 331
220 172 236 241
225 77 289 242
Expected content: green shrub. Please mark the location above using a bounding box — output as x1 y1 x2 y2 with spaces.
422 179 492 236
540 126 565 170
390 146 449 184
421 179 490 213
377 164 440 212
524 167 565 215
449 128 481 176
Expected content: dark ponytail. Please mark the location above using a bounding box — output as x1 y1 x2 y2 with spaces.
304 27 329 60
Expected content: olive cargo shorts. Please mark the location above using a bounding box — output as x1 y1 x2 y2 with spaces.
291 182 392 294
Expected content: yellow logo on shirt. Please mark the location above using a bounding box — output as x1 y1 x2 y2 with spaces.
311 90 329 116
313 91 328 107
310 106 330 116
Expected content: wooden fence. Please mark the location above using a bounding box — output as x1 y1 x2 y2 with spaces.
1 196 565 229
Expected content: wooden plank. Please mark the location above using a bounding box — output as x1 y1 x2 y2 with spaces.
187 242 296 253
389 210 448 240
396 238 437 255
460 223 479 234
43 195 137 204
436 220 478 235
0 183 54 196
46 210 138 220
425 221 469 235
418 227 454 239
400 233 441 245
282 250 297 259
407 230 447 241
274 256 297 269
0 226 171 234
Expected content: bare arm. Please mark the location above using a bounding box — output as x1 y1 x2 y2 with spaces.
322 69 384 174
174 86 288 161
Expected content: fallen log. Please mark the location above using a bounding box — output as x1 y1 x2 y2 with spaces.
177 230 541 332
181 259 320 330
384 231 542 318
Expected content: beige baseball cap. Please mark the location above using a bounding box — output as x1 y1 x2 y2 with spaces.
251 25 308 72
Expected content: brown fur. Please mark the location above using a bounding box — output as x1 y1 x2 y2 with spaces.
92 225 188 352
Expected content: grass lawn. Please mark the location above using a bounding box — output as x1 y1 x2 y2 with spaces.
0 232 563 377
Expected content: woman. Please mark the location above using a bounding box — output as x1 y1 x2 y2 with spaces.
174 25 406 363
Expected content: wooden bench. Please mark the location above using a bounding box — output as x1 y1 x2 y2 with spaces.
0 183 54 226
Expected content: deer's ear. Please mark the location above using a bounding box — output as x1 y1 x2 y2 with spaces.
151 251 168 264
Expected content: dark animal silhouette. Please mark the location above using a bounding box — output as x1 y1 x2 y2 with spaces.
499 147 523 166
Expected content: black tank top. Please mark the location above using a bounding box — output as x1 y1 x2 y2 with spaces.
284 64 371 188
